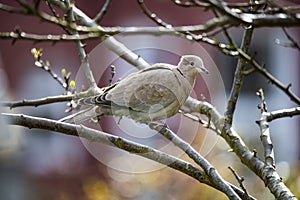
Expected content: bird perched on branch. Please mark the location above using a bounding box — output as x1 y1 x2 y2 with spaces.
60 55 209 124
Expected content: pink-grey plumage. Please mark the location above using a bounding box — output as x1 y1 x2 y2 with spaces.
61 55 208 124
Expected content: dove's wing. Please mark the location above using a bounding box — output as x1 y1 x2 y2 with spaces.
103 63 191 114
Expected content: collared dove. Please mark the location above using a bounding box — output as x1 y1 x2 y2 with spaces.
61 55 208 124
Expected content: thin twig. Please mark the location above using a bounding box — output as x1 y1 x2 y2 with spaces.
149 122 241 200
176 0 265 9
282 27 300 51
45 0 72 34
137 0 238 55
4 0 150 70
0 2 28 14
0 95 73 108
224 1 260 126
0 31 103 42
0 89 98 109
172 0 201 7
33 58 70 91
65 1 99 90
211 8 236 45
224 27 254 125
228 166 249 196
256 89 275 168
200 0 251 24
237 49 300 105
179 110 220 134
49 0 150 70
138 0 173 28
264 5 300 14
93 0 111 23
267 107 300 122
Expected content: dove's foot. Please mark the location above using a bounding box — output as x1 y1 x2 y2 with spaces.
148 121 169 133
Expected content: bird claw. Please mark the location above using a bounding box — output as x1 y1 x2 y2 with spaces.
148 121 169 132
90 116 101 124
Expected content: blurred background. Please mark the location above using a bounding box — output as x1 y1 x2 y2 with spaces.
0 0 299 199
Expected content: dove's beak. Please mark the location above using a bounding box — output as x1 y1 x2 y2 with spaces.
200 67 209 74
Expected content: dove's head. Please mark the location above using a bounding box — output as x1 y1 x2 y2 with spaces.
178 55 209 84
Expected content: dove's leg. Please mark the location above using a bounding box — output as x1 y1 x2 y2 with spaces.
59 106 101 123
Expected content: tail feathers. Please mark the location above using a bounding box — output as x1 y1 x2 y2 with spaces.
78 94 111 106
78 83 117 106
59 106 101 123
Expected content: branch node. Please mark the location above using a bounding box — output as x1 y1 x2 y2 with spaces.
228 166 249 196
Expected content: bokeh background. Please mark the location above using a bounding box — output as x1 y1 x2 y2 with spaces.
0 0 299 199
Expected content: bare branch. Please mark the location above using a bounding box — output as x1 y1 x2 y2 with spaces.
237 49 300 105
49 0 150 70
201 0 250 23
4 0 150 70
183 97 297 199
244 13 300 27
0 89 99 109
225 27 254 125
1 94 73 108
199 0 300 27
171 0 203 7
93 0 112 23
174 0 265 9
228 166 249 197
45 0 72 34
264 5 300 14
0 31 102 42
179 110 221 134
64 1 99 91
2 113 207 180
149 122 241 200
267 107 300 122
0 2 28 14
281 27 300 51
138 0 173 28
136 0 238 55
1 113 254 199
256 89 275 168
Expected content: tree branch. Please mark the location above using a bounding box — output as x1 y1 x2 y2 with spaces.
137 0 238 56
149 122 241 200
256 89 275 168
64 0 99 91
237 49 300 105
0 2 28 14
183 97 297 199
1 113 254 199
49 0 150 70
267 107 300 122
93 0 111 23
0 89 99 109
201 0 251 23
281 27 300 51
0 94 73 108
228 166 249 197
225 27 254 125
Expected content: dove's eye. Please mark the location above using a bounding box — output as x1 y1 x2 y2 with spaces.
190 61 195 66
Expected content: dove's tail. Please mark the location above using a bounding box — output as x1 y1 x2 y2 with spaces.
59 106 101 123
